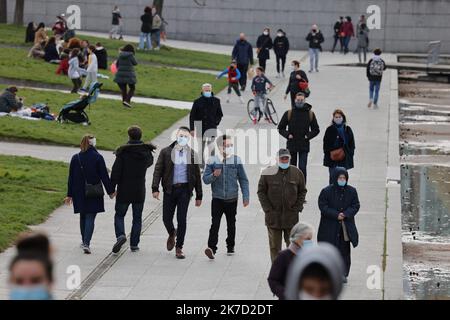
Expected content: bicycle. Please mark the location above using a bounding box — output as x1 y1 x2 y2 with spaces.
247 90 279 125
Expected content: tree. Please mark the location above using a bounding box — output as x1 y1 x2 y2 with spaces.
13 0 24 26
153 0 164 15
0 0 7 23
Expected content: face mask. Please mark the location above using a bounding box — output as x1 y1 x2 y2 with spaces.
277 33 283 37
225 146 234 155
263 31 269 36
334 117 343 125
302 239 314 248
299 291 332 300
89 137 96 147
278 162 289 170
177 136 188 147
10 286 51 300
203 91 212 98
338 180 347 187
295 101 305 108
291 65 296 71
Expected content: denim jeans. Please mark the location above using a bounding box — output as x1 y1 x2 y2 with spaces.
162 185 191 249
139 32 151 50
308 48 319 71
114 202 144 247
290 151 309 183
343 36 351 53
151 30 161 48
369 80 381 104
80 212 97 246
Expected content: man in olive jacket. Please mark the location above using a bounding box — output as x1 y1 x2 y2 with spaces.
257 149 307 262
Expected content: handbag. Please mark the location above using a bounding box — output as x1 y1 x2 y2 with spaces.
330 147 345 162
77 154 104 198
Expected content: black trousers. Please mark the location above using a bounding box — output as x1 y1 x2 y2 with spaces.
71 78 82 93
259 58 267 71
237 63 248 89
338 227 351 277
207 198 237 253
227 82 241 96
275 54 286 73
332 35 343 52
117 83 136 103
162 185 191 249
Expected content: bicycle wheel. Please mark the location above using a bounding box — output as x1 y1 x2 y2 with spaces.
247 99 258 122
266 99 279 125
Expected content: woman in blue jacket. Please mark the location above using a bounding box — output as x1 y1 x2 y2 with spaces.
65 134 115 254
317 167 360 282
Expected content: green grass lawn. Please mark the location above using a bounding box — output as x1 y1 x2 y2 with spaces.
0 155 67 252
0 86 189 150
0 47 226 101
0 23 231 70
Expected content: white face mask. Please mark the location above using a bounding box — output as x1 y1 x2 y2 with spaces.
277 32 283 37
299 291 333 300
177 136 189 147
263 31 269 36
88 137 96 147
225 146 234 156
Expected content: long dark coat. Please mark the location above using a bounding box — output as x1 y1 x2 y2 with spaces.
323 124 355 169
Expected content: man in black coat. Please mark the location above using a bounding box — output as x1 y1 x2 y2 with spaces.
111 126 155 253
189 83 223 167
284 60 309 107
152 126 203 259
232 33 254 91
278 92 320 183
318 167 360 282
273 29 290 78
256 28 273 71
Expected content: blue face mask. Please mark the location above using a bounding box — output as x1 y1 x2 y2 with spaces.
294 101 305 108
10 286 52 300
278 162 290 170
203 91 212 98
177 136 189 147
337 180 347 187
302 239 314 248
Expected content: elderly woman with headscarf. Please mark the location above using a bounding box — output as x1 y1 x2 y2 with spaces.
267 222 314 300
285 242 345 300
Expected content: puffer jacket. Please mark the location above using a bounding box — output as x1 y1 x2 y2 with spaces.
114 51 138 84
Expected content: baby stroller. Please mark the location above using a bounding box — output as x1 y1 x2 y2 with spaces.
58 82 102 125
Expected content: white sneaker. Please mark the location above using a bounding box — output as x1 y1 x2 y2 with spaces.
239 96 244 104
373 103 379 109
282 72 285 78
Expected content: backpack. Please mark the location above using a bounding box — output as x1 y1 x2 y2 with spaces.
369 59 384 76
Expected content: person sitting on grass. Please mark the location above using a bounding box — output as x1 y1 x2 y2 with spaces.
0 87 24 114
94 42 108 70
44 36 61 64
28 40 46 59
216 60 244 104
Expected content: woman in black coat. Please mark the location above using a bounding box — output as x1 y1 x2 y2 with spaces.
65 134 115 254
25 22 36 43
44 36 60 63
317 167 360 282
323 109 355 185
256 27 273 71
284 60 309 107
273 29 289 77
114 44 138 108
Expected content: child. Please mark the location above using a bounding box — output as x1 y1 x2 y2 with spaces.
68 48 83 93
56 49 70 75
81 45 98 92
217 60 244 104
251 66 274 124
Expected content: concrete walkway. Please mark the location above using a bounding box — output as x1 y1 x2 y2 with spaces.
0 45 403 299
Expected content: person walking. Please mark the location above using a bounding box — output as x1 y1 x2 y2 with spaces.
257 149 307 263
150 7 162 50
216 60 244 104
256 28 273 71
110 126 155 253
114 44 138 108
232 33 254 91
356 23 369 63
139 6 153 50
284 60 309 108
152 127 202 259
331 17 344 53
203 135 249 259
273 29 289 78
251 66 274 124
278 92 320 183
65 134 115 254
81 45 98 91
317 167 360 283
110 6 123 40
366 48 386 108
323 109 355 185
68 48 84 94
341 16 354 54
306 24 324 73
189 83 223 167
267 222 314 299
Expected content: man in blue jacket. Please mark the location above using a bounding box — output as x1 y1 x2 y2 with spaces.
232 33 254 91
203 134 250 259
